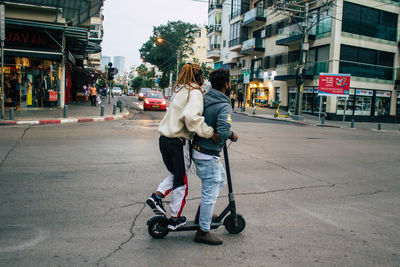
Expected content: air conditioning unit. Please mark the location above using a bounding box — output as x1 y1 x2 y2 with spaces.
215 25 222 32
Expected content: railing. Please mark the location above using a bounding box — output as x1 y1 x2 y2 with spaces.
250 68 264 79
229 37 241 47
339 60 394 80
209 0 223 11
208 44 221 51
275 61 329 76
242 7 266 25
241 38 263 50
342 19 397 42
207 24 222 34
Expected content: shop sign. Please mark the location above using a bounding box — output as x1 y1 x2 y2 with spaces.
243 70 250 84
376 91 391 98
303 87 313 94
350 88 355 95
318 73 351 96
49 91 58 101
6 28 61 51
263 71 276 81
289 87 297 93
356 89 373 96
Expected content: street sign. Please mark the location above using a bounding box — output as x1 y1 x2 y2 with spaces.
0 5 5 41
243 70 250 84
318 73 351 96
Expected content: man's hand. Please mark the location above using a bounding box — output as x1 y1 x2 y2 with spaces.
230 132 238 142
210 132 220 143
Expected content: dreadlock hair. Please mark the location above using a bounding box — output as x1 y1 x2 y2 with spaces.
173 63 204 100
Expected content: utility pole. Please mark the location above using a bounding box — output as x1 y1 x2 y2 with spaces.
0 4 5 119
294 2 309 119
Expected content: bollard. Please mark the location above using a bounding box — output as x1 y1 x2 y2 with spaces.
119 103 123 113
117 100 121 108
321 117 325 125
378 123 382 131
351 119 355 128
63 105 68 118
9 108 14 120
113 104 117 115
100 105 105 116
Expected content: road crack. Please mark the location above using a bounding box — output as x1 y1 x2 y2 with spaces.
0 126 32 168
96 203 146 266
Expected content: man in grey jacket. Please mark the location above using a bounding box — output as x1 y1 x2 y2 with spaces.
192 69 238 245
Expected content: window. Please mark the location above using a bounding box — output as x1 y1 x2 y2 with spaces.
231 0 241 19
229 22 240 46
342 1 398 41
223 40 226 47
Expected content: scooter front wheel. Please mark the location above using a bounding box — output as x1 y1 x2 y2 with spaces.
274 113 278 118
147 216 169 239
224 214 246 234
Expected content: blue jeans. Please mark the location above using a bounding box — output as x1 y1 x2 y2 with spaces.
193 158 226 232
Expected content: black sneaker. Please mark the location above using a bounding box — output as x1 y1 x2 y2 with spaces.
146 193 166 215
168 216 187 230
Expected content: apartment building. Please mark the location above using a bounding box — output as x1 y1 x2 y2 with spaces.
207 0 400 122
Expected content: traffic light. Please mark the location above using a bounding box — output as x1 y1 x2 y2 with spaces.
108 67 118 80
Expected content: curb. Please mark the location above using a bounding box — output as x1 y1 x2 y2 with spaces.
234 111 312 126
0 111 129 126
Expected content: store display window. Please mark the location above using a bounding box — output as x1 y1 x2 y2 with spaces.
336 96 354 115
302 87 314 113
374 91 391 116
288 87 296 111
396 92 400 117
3 56 61 110
354 89 373 116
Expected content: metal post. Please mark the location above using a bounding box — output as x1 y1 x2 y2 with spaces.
378 123 382 131
119 103 123 113
100 105 104 116
9 107 14 120
321 116 325 125
351 119 354 128
1 41 4 119
342 97 347 126
63 105 68 118
318 96 322 124
242 84 247 112
113 104 116 115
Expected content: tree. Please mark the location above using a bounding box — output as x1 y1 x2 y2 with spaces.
193 58 214 81
271 0 335 117
136 64 149 77
139 20 200 79
131 76 144 92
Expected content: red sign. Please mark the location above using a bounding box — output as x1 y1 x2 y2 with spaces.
49 91 58 101
318 73 351 96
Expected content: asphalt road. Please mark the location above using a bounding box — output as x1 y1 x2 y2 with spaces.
0 96 399 266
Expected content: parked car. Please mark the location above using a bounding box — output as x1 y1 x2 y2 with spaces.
127 89 135 96
143 91 167 111
138 87 151 101
112 87 122 96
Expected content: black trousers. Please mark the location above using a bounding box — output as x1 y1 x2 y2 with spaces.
159 136 189 190
90 95 97 106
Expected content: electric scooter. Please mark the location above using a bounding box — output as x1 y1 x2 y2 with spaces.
147 142 246 239
274 101 291 118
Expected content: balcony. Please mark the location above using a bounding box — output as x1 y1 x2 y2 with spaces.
207 44 221 60
250 68 264 81
339 61 394 81
275 61 329 81
229 37 242 52
240 38 264 55
276 25 315 46
242 8 266 28
208 0 223 12
207 24 222 35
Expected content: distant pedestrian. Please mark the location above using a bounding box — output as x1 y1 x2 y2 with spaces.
230 92 236 110
237 91 243 109
89 84 97 106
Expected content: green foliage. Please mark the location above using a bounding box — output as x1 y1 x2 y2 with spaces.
131 76 144 91
141 79 153 88
159 72 170 88
139 20 199 75
136 64 149 77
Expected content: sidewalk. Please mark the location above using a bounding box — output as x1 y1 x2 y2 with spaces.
234 106 400 132
0 97 129 126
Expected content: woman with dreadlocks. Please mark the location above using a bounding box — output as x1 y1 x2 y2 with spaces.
146 63 219 230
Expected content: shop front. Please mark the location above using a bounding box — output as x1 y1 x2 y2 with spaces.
332 88 393 122
2 25 63 110
396 92 400 119
247 81 269 107
288 86 326 114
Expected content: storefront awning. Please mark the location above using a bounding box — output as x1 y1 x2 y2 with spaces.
4 48 63 60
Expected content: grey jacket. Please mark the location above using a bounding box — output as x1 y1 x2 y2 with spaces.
192 88 233 156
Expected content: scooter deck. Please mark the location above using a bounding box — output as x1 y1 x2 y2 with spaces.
171 220 222 232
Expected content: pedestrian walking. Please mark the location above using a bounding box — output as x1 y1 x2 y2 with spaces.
146 63 219 231
89 84 97 106
230 92 236 110
237 91 243 109
192 68 238 245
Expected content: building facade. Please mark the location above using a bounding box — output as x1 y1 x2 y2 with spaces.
113 56 125 78
207 0 400 122
0 0 104 112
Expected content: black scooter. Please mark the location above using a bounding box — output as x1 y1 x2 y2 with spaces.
147 142 246 239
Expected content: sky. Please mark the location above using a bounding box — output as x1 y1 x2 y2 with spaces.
101 0 209 71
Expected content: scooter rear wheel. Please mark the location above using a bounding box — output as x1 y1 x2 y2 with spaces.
223 214 246 234
147 216 169 239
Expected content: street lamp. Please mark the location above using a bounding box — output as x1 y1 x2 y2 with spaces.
155 37 181 88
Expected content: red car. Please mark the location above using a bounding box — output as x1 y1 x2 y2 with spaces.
143 91 167 111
